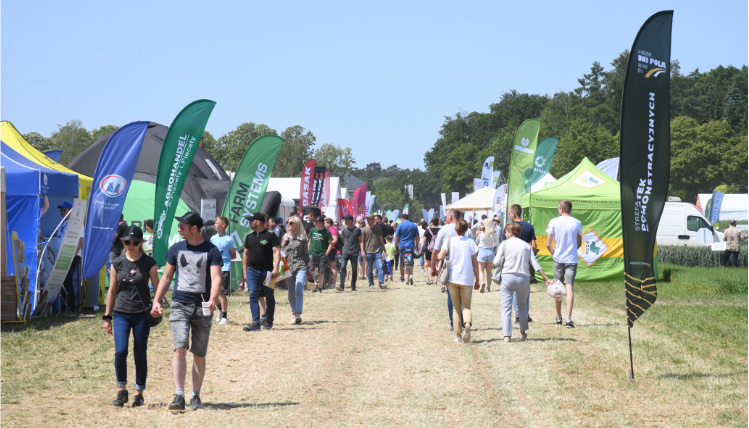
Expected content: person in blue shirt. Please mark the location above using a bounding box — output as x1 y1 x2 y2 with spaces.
210 216 237 325
393 213 420 285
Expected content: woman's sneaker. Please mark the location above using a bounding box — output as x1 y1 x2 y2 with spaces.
112 390 128 407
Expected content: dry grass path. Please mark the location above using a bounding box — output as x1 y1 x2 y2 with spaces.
2 267 746 427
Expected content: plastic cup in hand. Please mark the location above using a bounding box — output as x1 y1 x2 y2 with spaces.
201 301 211 316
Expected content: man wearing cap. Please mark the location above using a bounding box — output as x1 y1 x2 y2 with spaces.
242 212 281 331
337 214 364 292
363 214 387 289
151 211 222 411
307 216 333 293
57 202 84 312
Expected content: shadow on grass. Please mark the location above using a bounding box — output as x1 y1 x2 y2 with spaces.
473 337 578 344
204 401 300 410
658 371 747 380
303 320 348 325
1 312 97 332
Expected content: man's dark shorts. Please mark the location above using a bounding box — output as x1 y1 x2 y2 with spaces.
220 271 231 295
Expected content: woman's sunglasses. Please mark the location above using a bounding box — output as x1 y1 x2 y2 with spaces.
122 240 139 246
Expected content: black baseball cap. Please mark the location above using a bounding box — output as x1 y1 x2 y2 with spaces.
121 225 144 243
175 211 204 229
344 214 354 221
245 212 265 222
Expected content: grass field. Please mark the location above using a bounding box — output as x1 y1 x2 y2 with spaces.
2 264 746 427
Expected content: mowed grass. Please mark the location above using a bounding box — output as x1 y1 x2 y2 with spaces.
2 264 746 427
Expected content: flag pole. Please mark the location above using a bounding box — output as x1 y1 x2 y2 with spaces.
628 327 635 382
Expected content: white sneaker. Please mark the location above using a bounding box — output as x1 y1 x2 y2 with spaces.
290 315 298 325
454 336 462 343
462 323 471 343
215 311 222 322
219 317 229 325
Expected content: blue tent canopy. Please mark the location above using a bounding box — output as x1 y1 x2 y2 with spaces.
2 142 79 310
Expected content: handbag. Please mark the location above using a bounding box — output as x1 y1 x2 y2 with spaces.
125 257 163 327
437 237 453 286
492 242 506 285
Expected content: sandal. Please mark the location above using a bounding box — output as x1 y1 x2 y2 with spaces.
441 285 446 293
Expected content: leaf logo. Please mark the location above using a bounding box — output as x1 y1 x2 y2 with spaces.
535 156 546 168
100 175 127 198
645 67 666 78
521 137 530 147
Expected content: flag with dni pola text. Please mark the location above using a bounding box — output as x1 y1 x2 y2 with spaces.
620 11 673 328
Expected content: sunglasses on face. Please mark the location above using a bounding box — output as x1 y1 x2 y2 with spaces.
122 240 139 246
178 224 192 230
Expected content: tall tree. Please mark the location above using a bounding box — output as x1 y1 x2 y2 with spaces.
48 119 92 166
314 143 355 177
90 125 120 142
211 122 277 172
273 125 316 177
550 119 618 177
22 132 52 152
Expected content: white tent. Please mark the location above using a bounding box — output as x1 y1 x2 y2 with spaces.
447 187 496 210
530 173 556 193
695 193 748 221
267 177 342 220
596 157 619 179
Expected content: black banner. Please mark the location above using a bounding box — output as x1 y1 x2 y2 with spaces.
311 166 327 206
620 11 673 328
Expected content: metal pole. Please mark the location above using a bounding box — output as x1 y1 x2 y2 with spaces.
628 327 635 382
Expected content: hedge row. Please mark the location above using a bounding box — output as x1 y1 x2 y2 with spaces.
657 245 747 267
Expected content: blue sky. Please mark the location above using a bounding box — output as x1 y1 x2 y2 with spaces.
2 1 747 171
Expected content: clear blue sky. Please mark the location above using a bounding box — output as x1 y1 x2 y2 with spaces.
2 1 747 171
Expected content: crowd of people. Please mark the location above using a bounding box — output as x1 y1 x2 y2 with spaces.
99 201 585 411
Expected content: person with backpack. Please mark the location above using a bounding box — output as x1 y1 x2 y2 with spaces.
422 218 440 285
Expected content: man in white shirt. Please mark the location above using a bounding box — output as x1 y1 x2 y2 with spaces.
546 200 582 328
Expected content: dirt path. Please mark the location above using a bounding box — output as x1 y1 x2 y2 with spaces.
2 268 746 427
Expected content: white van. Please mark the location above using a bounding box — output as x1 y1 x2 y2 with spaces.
656 202 723 246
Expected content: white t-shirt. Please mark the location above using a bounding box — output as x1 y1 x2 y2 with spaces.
546 215 582 264
476 232 499 249
445 236 478 286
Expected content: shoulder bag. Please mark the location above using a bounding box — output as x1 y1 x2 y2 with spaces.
491 241 506 285
437 237 453 286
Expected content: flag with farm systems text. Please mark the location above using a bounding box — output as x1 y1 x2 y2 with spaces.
620 11 672 328
222 135 286 252
299 159 315 215
318 171 331 215
529 137 558 186
153 99 216 265
352 184 367 217
506 119 541 214
81 121 149 278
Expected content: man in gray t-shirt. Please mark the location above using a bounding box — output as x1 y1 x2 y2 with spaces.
337 215 364 291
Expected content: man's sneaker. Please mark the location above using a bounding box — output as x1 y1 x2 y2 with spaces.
369 284 375 289
565 320 575 328
379 283 387 289
400 277 405 282
351 287 357 292
112 389 128 407
260 314 267 322
219 317 229 325
243 323 261 332
190 394 202 410
335 285 343 292
555 315 563 325
528 316 533 323
132 393 144 407
215 311 222 322
295 315 302 324
168 394 186 411
262 321 273 330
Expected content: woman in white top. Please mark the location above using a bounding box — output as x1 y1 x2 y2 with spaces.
437 219 479 343
494 223 552 342
475 218 499 293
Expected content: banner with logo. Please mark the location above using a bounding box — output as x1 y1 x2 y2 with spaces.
421 208 434 223
493 184 507 219
81 121 149 278
620 10 672 328
33 198 86 315
403 204 409 215
385 210 393 220
311 166 327 206
492 170 501 188
337 198 352 220
299 159 315 214
529 137 558 186
439 205 445 218
451 192 459 204
153 99 216 265
506 119 541 221
441 193 447 209
709 190 724 223
221 135 286 252
366 194 376 216
318 171 331 215
352 183 367 217
473 178 483 191
392 209 400 220
481 156 494 188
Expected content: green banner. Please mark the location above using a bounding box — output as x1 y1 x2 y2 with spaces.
221 134 286 251
506 119 540 221
620 11 673 328
528 137 558 186
153 99 216 265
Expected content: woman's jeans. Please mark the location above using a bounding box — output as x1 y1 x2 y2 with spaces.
287 269 306 314
501 273 530 337
113 310 150 390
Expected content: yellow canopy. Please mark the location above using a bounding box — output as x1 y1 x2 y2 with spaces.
1 121 93 199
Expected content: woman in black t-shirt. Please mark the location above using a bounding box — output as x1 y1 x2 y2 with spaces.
422 218 441 285
102 226 159 407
